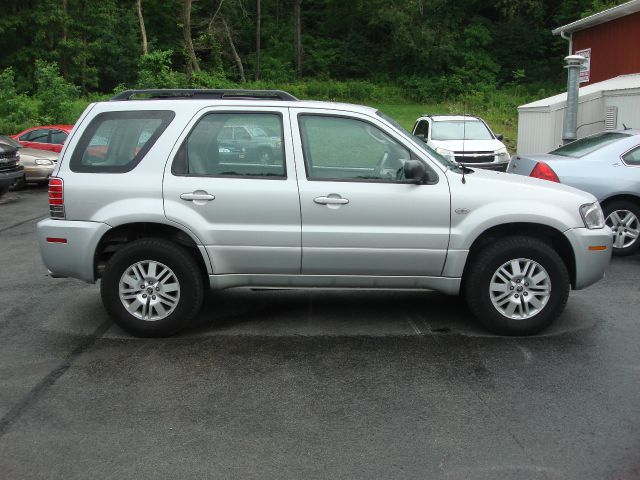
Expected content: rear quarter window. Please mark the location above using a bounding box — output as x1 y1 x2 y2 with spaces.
69 110 174 173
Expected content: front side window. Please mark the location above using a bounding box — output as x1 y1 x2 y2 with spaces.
414 120 429 138
70 110 174 173
299 115 413 182
172 112 285 178
622 146 640 166
22 129 49 143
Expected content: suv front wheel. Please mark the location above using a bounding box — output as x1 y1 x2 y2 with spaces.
464 236 570 336
100 238 204 337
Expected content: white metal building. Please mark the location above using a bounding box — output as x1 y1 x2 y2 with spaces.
517 73 640 154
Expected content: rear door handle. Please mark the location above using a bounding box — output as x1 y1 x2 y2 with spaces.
180 192 216 201
314 196 349 205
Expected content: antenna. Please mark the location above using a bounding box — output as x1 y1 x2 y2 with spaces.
461 99 467 184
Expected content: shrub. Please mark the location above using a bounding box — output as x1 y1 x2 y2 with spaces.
34 60 80 125
137 50 187 89
0 67 39 134
189 69 235 89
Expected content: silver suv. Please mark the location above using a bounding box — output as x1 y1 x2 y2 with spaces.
37 89 612 337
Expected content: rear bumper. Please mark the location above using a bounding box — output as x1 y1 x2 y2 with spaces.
37 218 111 283
565 227 613 290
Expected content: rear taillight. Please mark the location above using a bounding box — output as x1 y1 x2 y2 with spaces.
530 162 560 183
48 177 65 219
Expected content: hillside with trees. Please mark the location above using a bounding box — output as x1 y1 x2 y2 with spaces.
0 0 628 136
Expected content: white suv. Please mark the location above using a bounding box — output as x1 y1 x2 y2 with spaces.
412 115 510 171
37 89 612 337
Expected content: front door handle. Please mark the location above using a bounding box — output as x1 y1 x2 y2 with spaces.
180 191 216 201
314 196 349 205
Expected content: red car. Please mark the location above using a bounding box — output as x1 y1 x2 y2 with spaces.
11 125 74 153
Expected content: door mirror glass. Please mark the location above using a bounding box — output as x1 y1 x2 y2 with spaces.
403 159 428 183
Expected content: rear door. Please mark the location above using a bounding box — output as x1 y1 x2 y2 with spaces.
163 106 301 274
50 130 68 152
290 108 450 276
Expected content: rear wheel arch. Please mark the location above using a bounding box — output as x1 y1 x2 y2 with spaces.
600 193 640 210
463 223 576 289
94 222 210 282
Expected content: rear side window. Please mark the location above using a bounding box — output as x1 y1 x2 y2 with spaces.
550 131 630 158
622 146 640 166
172 112 285 178
51 130 68 145
70 110 174 173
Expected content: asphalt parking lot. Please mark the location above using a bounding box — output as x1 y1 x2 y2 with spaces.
0 186 639 480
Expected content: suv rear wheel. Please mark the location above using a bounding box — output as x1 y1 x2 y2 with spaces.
464 236 570 335
100 238 204 337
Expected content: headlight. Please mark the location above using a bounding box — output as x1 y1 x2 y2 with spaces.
35 159 54 166
580 202 605 229
496 147 510 162
435 147 455 161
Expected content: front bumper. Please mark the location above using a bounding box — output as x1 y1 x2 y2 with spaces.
564 226 613 290
24 164 55 183
459 161 509 172
0 166 25 188
37 218 112 283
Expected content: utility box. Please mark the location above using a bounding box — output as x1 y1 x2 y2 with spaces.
517 74 640 154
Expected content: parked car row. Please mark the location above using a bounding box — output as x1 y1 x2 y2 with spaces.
0 125 70 197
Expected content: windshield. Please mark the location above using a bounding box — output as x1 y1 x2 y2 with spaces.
375 110 455 169
0 134 22 149
431 120 493 141
550 131 631 158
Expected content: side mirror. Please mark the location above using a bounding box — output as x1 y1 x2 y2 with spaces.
414 133 426 142
403 159 428 184
495 134 504 141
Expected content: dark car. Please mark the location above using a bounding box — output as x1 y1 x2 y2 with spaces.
0 142 25 198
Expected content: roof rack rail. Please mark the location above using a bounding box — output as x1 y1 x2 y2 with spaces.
110 89 299 101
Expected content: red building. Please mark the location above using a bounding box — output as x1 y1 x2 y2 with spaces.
552 0 640 86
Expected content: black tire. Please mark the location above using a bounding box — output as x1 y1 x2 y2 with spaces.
100 238 204 337
0 186 8 198
463 236 570 336
11 176 26 191
603 200 640 256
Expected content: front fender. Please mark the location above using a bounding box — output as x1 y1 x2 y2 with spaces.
449 200 580 250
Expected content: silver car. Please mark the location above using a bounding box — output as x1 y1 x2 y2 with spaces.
507 130 640 256
36 89 612 337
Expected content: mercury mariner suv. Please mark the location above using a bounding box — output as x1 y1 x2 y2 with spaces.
37 89 612 337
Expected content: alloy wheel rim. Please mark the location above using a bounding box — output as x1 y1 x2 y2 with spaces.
489 258 551 320
118 260 180 321
606 209 639 249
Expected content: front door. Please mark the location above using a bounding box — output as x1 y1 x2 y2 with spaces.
163 107 301 274
290 109 450 276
